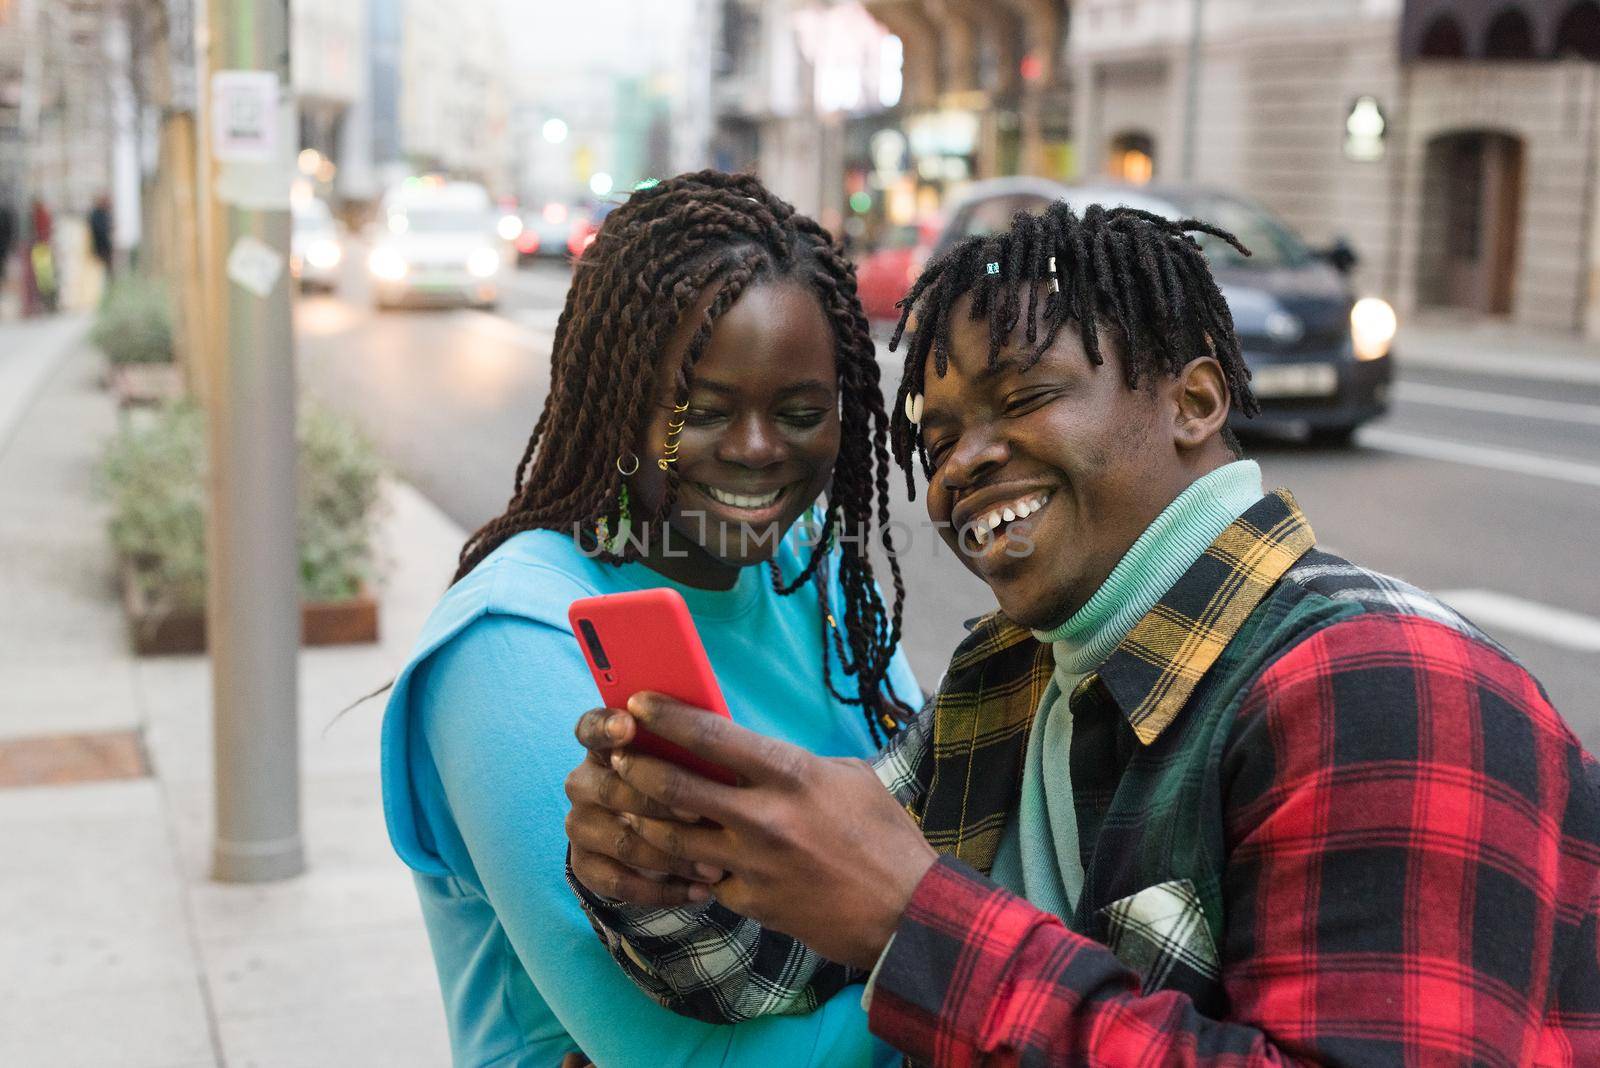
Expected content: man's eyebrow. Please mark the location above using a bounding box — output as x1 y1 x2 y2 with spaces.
916 354 1036 428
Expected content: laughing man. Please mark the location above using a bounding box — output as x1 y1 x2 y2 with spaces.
562 202 1600 1066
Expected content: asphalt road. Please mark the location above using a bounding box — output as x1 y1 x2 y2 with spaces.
297 256 1600 754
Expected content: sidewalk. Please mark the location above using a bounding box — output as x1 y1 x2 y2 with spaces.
0 321 456 1065
1399 314 1600 384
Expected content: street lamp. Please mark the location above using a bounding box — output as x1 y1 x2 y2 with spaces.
543 118 568 144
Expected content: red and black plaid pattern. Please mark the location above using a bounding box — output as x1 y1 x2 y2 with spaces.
869 613 1600 1066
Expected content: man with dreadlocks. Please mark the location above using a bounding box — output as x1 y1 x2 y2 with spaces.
566 200 1600 1065
379 171 923 1067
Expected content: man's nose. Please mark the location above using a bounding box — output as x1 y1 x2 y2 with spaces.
939 427 1008 493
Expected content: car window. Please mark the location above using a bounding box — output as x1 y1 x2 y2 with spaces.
395 208 494 235
1172 194 1314 270
958 195 1052 239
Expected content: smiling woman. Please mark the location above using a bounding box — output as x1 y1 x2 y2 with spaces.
378 171 920 1068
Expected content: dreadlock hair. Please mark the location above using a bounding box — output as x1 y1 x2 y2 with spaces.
887 201 1260 497
454 170 913 741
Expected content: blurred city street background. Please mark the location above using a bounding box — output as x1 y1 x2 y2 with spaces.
3 0 1600 1064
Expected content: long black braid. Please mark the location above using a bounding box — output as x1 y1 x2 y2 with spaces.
456 171 914 741
887 201 1260 496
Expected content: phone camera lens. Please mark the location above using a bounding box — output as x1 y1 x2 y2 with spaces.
577 618 610 671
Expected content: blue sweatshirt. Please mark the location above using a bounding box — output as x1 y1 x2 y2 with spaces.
381 526 918 1067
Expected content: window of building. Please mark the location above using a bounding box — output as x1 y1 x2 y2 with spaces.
1484 8 1536 59
1555 1 1600 59
1107 131 1155 185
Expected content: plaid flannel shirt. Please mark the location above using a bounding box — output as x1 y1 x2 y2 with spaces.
572 491 1600 1065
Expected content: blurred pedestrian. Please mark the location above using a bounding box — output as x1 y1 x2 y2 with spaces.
0 201 15 302
23 199 58 316
89 194 114 280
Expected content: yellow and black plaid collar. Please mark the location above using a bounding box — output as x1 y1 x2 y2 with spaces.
955 489 1316 744
916 490 1316 871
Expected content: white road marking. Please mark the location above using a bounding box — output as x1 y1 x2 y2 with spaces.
1393 381 1600 426
1356 428 1600 489
1437 590 1600 653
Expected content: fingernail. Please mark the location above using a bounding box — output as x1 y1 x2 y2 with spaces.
693 864 722 882
610 752 626 772
621 813 638 832
606 714 628 741
686 884 711 904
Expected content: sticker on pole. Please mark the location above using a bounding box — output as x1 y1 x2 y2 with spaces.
212 70 280 163
226 236 284 298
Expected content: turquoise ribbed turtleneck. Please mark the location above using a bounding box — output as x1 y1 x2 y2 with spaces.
988 460 1266 919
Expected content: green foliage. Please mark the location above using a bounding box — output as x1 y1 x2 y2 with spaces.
100 400 386 611
92 274 176 366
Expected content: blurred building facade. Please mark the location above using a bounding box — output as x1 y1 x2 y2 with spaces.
502 0 713 212
0 0 116 216
1067 0 1600 337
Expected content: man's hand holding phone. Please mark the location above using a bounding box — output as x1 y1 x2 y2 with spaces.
564 703 725 909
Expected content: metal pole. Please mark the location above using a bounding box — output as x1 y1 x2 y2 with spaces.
203 0 304 882
1181 0 1205 182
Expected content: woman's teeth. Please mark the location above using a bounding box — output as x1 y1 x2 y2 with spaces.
972 493 1049 546
700 484 784 510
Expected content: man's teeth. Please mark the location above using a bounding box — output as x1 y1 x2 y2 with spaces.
972 493 1049 546
702 484 784 509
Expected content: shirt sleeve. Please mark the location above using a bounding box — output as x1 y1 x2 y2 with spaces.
866 613 1600 1066
569 684 939 1023
413 613 898 1067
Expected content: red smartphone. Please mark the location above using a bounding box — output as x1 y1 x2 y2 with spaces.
567 588 738 786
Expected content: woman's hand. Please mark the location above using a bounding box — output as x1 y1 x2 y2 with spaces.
564 707 723 907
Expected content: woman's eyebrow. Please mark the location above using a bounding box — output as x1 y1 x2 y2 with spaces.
690 378 835 398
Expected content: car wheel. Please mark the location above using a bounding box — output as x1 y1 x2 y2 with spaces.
1309 425 1358 447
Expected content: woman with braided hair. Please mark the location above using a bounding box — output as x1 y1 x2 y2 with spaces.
380 171 918 1067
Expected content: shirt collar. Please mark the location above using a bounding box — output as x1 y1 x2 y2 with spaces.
955 490 1316 746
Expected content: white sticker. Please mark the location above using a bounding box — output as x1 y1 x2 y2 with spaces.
226 235 285 298
211 70 279 163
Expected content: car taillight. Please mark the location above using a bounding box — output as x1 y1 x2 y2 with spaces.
517 231 539 254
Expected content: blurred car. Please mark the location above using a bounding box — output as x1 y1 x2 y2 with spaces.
290 197 342 293
928 177 1395 443
515 201 586 264
568 201 617 260
855 217 941 323
368 180 502 309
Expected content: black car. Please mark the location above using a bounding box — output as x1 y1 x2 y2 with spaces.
931 178 1395 443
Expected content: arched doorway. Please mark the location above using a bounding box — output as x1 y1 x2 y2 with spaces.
1418 14 1467 58
1555 1 1600 59
1484 8 1537 59
1107 130 1155 184
1418 131 1525 316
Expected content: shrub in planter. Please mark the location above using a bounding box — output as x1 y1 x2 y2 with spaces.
93 274 183 407
99 400 387 652
92 274 175 366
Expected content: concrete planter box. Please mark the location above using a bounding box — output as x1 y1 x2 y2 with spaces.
119 558 378 655
109 363 185 408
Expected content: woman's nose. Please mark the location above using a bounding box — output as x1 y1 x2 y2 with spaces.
716 413 787 469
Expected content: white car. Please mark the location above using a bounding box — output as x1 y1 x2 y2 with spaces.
368 180 501 309
291 198 342 292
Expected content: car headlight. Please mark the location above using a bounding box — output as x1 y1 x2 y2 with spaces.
497 214 524 241
1351 297 1397 361
368 247 408 282
467 247 500 279
306 239 341 270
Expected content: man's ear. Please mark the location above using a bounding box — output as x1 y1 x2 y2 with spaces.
1170 357 1231 450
